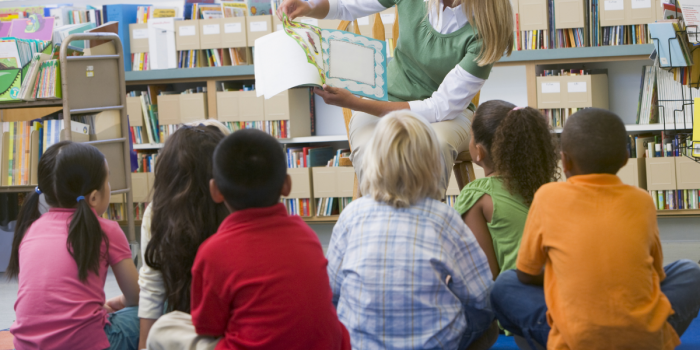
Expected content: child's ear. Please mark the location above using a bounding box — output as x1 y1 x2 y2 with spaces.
561 151 574 178
475 144 487 163
87 189 100 208
209 179 225 204
280 174 292 198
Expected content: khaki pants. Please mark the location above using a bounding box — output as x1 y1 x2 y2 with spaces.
349 110 473 195
146 311 220 350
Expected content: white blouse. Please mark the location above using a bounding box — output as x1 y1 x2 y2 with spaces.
137 205 165 319
325 0 486 123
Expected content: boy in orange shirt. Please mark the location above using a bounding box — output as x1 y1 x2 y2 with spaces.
490 108 700 350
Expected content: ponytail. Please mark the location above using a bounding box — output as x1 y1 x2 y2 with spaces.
6 141 71 280
491 106 560 205
6 190 42 279
68 196 109 282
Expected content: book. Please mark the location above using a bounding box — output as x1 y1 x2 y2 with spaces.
255 15 388 101
9 15 54 41
147 17 177 70
246 0 272 16
649 21 692 67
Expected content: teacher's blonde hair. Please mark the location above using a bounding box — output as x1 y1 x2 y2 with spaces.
361 111 442 208
428 0 514 66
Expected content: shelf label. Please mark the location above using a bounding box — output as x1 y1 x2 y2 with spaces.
224 22 242 33
357 17 370 26
133 28 148 39
381 13 396 24
300 18 319 26
179 25 196 37
631 0 651 9
250 21 268 32
541 82 561 94
568 81 587 93
604 0 624 11
203 24 220 35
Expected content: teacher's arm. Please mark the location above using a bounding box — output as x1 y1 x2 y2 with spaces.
315 65 486 122
279 0 390 21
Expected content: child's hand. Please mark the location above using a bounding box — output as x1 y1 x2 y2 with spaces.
314 85 357 109
105 295 127 313
278 0 312 20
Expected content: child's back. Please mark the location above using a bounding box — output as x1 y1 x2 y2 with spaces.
519 177 677 349
12 211 132 350
192 203 348 349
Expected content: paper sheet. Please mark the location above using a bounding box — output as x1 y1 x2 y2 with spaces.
680 0 700 43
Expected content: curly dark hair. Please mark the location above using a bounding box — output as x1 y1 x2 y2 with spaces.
144 125 229 313
472 100 560 205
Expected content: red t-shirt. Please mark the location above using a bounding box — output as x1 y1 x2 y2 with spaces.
191 203 350 350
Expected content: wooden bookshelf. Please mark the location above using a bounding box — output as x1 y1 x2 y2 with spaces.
0 185 35 193
304 216 341 224
497 45 654 65
657 210 700 217
132 135 350 150
125 65 254 84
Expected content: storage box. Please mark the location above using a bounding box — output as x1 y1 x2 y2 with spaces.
519 0 549 31
646 157 677 191
263 88 311 138
157 94 181 125
147 172 155 199
129 23 149 54
131 173 149 203
600 0 657 26
222 17 248 48
618 158 647 189
247 15 272 46
217 90 264 122
180 93 208 122
175 19 200 51
675 156 700 190
536 74 609 109
92 110 122 141
285 167 313 199
554 0 585 29
312 167 355 199
126 96 144 127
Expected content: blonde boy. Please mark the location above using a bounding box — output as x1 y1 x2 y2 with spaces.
326 111 497 350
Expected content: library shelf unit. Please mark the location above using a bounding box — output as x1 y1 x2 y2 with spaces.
0 33 137 241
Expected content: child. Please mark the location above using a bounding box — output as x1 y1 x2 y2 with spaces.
147 129 350 350
455 101 559 278
491 108 700 349
326 111 497 350
138 124 228 349
8 142 140 350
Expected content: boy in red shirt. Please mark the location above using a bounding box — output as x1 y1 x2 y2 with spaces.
147 129 350 350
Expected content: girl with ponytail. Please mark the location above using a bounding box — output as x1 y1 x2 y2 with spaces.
454 101 559 279
9 142 140 350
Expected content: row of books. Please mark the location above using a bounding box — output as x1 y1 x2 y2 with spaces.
2 121 42 186
513 0 677 51
103 203 147 222
286 145 335 169
316 150 352 217
223 121 289 139
134 152 157 173
542 108 582 128
282 198 312 217
129 90 160 145
651 189 700 211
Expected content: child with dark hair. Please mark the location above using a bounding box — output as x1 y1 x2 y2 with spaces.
491 108 700 349
8 142 140 350
455 100 559 278
138 124 229 349
147 129 350 350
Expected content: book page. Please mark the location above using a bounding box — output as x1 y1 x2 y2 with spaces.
255 30 323 99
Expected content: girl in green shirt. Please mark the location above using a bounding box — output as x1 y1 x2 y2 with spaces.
455 100 559 279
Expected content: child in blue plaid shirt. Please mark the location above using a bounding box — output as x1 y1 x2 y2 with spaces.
326 111 497 350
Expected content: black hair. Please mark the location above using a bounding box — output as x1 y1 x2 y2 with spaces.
145 125 228 313
7 141 70 279
561 108 628 174
8 142 109 282
213 129 287 210
473 100 560 205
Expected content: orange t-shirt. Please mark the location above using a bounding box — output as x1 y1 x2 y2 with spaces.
517 174 680 350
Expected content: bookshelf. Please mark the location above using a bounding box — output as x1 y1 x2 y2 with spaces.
0 33 137 242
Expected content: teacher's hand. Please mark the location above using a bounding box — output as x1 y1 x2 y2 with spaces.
278 0 313 20
314 85 358 109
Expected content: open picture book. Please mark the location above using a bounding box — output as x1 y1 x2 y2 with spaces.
255 14 388 101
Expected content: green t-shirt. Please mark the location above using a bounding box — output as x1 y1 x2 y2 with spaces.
377 0 493 105
454 177 528 272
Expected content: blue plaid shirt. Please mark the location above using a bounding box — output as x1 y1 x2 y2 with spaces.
327 197 494 350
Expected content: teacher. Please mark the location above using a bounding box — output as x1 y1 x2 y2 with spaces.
279 0 514 193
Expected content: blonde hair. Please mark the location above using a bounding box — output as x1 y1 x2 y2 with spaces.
428 0 514 66
361 111 442 208
185 119 231 135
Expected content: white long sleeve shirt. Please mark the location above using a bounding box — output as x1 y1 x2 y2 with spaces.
137 205 166 319
325 0 485 123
